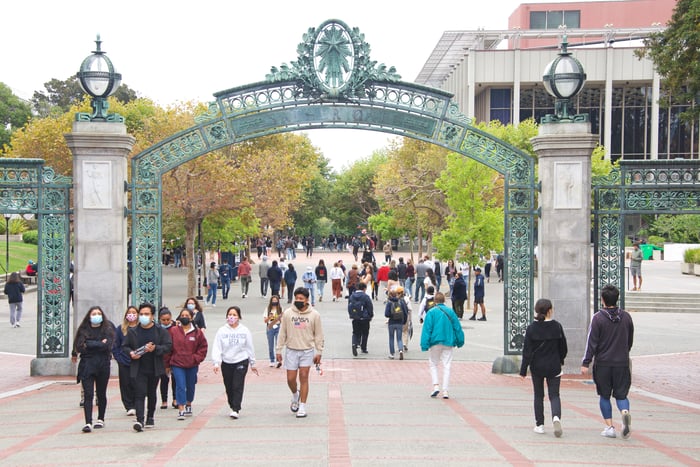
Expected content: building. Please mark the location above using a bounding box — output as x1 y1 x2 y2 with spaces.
415 0 694 161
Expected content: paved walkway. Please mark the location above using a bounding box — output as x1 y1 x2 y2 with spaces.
0 251 698 465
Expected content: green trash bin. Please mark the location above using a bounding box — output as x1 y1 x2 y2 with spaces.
639 244 662 260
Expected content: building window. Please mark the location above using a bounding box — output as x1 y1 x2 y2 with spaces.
519 87 554 123
530 10 580 29
490 89 512 124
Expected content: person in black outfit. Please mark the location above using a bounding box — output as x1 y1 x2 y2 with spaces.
123 303 172 432
348 282 374 356
72 306 116 433
520 298 568 437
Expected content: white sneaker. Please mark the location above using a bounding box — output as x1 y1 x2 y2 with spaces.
290 391 300 413
533 425 545 434
601 425 616 438
229 410 239 419
621 410 631 439
553 416 562 438
387 354 395 360
126 409 136 416
296 403 307 418
442 391 449 399
269 362 275 367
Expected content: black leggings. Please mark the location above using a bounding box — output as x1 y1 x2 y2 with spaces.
221 360 249 412
82 366 110 424
531 374 561 426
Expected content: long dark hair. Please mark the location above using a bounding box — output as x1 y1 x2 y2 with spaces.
267 294 283 314
7 271 21 284
534 298 552 322
77 306 115 338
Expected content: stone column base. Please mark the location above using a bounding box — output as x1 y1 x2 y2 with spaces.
30 358 75 376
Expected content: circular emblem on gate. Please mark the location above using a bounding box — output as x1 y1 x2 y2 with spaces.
313 20 355 96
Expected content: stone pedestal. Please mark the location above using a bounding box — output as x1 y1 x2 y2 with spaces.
532 122 598 374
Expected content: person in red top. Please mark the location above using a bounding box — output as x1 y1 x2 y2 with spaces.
166 308 208 420
376 262 391 300
237 256 252 298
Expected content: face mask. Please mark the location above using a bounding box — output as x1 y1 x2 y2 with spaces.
186 304 196 311
294 301 306 309
126 313 137 322
179 317 191 326
271 302 279 307
227 316 238 325
139 315 152 326
161 322 172 329
90 315 103 325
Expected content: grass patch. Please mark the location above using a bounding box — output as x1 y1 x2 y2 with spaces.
0 241 39 278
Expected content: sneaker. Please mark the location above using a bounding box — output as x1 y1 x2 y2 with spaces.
601 425 616 438
177 412 185 421
79 399 85 408
145 418 155 428
15 323 20 327
442 391 449 399
126 409 136 416
352 345 358 357
403 346 408 352
290 391 300 413
621 411 631 439
399 350 404 360
242 294 246 298
388 354 395 360
82 423 92 433
533 425 545 434
361 350 368 354
430 386 440 398
553 416 562 438
133 421 143 432
478 317 487 321
276 361 282 368
468 315 476 321
296 403 307 418
269 362 275 367
160 403 168 410
185 406 192 416
93 419 104 429
229 410 239 419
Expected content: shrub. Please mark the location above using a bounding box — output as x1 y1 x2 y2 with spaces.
683 247 700 264
647 235 665 247
22 230 38 245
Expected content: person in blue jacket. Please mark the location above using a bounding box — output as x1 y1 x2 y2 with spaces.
420 292 464 399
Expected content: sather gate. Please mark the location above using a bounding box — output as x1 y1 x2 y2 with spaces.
130 19 537 355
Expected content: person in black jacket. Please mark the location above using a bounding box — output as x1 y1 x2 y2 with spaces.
3 272 25 328
348 282 374 356
72 306 116 433
123 303 173 432
520 298 568 437
450 272 467 319
384 289 408 360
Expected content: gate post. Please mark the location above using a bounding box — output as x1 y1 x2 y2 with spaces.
64 122 135 370
532 122 597 374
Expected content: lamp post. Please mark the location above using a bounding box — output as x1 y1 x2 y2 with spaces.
196 220 204 300
76 35 123 122
4 213 11 282
541 35 588 123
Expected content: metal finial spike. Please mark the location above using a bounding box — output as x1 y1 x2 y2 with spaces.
561 35 569 54
93 34 103 54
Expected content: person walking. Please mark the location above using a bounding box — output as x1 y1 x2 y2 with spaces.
384 289 408 360
72 306 115 433
630 243 643 291
283 263 297 304
184 297 207 332
275 287 324 418
263 295 284 367
520 298 568 437
444 259 457 298
301 266 317 306
581 284 635 440
157 308 177 409
468 267 487 321
166 307 208 421
4 271 25 328
212 306 259 419
219 260 232 299
451 271 467 319
404 259 415 300
329 261 345 302
123 303 173 432
206 262 219 306
112 306 139 416
348 282 373 356
238 256 252 298
259 256 271 298
414 258 428 303
314 259 328 303
267 260 283 298
346 263 359 297
420 292 464 399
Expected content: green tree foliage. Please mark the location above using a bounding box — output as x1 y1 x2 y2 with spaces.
644 214 700 243
0 82 32 151
475 118 539 158
637 0 700 122
292 156 335 235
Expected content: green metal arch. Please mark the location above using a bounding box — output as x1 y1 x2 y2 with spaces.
131 78 536 354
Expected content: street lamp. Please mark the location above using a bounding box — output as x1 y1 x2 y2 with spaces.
76 35 123 122
541 36 588 123
4 213 11 282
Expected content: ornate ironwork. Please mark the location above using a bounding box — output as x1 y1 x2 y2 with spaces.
0 159 72 358
131 19 537 355
593 160 700 308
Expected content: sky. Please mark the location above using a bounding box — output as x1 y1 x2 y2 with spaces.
2 0 579 170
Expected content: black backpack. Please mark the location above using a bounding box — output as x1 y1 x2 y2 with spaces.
348 293 364 320
425 296 436 313
390 300 406 321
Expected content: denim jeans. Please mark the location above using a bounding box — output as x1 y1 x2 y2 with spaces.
172 366 199 406
388 323 404 355
404 277 413 299
266 326 279 362
316 280 326 300
220 279 231 299
414 278 425 302
305 286 316 305
207 283 218 304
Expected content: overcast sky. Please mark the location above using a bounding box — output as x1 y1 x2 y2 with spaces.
3 0 583 170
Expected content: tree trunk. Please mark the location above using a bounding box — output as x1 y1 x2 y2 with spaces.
417 224 424 259
185 220 198 298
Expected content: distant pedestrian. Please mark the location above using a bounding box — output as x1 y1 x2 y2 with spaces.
414 259 428 303
4 271 25 328
72 306 115 433
267 260 283 297
404 259 415 299
496 254 504 282
283 264 297 303
329 261 345 301
383 241 392 263
444 259 457 298
212 306 259 419
238 256 252 298
348 282 373 356
219 260 232 299
302 266 317 306
259 256 271 298
398 287 413 352
206 262 219 306
263 295 284 367
630 243 643 291
384 289 408 360
581 285 634 439
420 292 464 399
520 298 568 437
315 259 328 302
468 267 487 321
450 271 467 319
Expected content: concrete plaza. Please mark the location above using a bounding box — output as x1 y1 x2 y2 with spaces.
0 251 698 466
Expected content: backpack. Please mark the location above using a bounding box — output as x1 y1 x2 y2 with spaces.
424 296 436 313
390 300 405 321
348 294 364 320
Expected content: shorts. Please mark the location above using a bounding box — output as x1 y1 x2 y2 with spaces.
474 296 484 304
630 265 641 277
284 348 315 370
593 364 631 400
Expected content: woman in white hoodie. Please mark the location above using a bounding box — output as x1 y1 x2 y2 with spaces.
212 306 258 419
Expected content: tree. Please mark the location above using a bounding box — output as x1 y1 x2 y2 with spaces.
0 82 32 151
637 0 700 121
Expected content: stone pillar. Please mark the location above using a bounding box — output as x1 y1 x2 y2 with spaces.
532 122 598 374
66 121 135 332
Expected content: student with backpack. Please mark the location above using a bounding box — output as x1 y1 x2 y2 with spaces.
384 289 408 360
347 282 374 356
418 286 437 323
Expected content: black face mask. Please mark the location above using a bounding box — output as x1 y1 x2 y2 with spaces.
271 302 279 306
294 301 306 309
179 317 191 326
